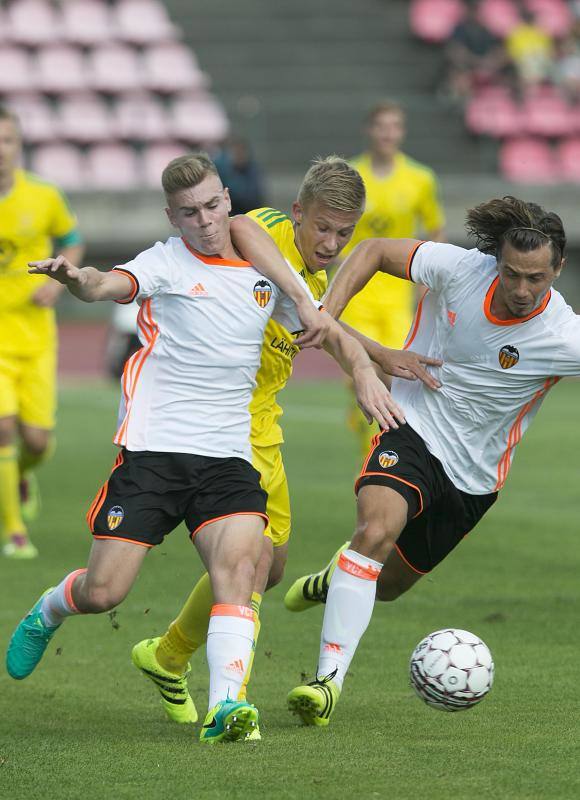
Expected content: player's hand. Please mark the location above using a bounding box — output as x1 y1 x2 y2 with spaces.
374 347 443 390
353 365 406 431
31 280 65 307
28 255 83 286
293 304 331 349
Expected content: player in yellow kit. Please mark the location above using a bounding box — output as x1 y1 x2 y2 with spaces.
0 107 83 558
340 100 446 460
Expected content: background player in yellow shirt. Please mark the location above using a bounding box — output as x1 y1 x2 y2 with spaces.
340 100 446 460
0 108 84 558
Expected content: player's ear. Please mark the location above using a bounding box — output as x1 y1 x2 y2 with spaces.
554 256 566 278
165 207 177 229
224 187 232 213
292 201 303 226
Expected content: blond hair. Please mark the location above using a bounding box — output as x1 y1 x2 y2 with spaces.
367 100 405 124
297 156 365 213
161 152 219 197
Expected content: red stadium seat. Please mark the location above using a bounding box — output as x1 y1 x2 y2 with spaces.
143 43 207 93
114 93 171 141
0 48 35 93
6 94 57 143
525 0 572 38
36 45 90 93
170 94 229 144
410 0 465 43
86 144 141 189
142 142 189 188
522 87 573 137
556 138 580 182
58 93 114 143
88 44 144 93
61 0 113 46
477 0 520 38
7 0 60 46
465 87 523 138
114 0 178 45
500 138 557 183
30 143 86 190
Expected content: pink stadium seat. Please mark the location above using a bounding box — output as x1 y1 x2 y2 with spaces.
522 87 573 137
410 0 465 43
556 138 580 182
7 0 59 46
88 44 144 93
114 93 170 141
143 43 206 93
170 94 229 143
114 0 177 45
86 144 141 189
58 93 114 143
477 0 520 38
30 143 86 190
525 0 572 38
36 45 89 93
465 87 523 137
0 48 34 93
142 142 189 188
7 94 57 143
500 138 557 183
61 0 113 46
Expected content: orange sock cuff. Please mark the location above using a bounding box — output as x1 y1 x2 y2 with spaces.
210 603 254 620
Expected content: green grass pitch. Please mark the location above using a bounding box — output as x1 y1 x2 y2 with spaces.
1 379 579 800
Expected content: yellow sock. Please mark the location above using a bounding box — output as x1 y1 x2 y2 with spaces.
238 592 263 701
156 572 214 674
0 445 26 540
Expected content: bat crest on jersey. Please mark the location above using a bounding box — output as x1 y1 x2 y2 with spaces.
107 506 124 530
253 280 272 307
378 450 399 468
499 345 519 369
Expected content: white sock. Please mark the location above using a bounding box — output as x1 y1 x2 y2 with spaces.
206 604 255 710
41 569 87 627
316 549 382 690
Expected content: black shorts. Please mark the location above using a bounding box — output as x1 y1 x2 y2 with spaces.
86 449 268 547
356 425 497 574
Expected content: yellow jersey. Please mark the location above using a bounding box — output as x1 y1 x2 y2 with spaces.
0 169 81 356
341 151 445 323
247 207 327 447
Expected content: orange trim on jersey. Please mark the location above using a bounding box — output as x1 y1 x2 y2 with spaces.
86 451 125 532
92 535 153 549
111 267 139 304
190 511 269 541
393 543 429 575
494 377 559 490
355 472 424 518
181 237 252 267
403 292 427 351
405 240 426 282
338 552 381 581
484 277 551 326
64 568 88 613
210 603 254 620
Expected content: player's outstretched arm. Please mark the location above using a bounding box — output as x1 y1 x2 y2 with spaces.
28 255 134 303
323 319 406 431
323 238 421 318
230 215 330 348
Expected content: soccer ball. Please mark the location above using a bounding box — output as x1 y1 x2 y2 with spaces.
409 628 494 711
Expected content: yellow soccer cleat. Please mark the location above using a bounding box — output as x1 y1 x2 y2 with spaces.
284 541 349 612
199 700 259 744
2 534 38 559
132 637 198 724
287 674 341 727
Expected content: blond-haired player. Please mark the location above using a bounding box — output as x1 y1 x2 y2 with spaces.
0 107 84 558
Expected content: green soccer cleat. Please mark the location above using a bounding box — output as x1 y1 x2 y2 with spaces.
131 637 198 724
287 674 341 727
2 534 38 559
284 541 350 612
6 589 59 679
19 472 41 524
199 700 259 744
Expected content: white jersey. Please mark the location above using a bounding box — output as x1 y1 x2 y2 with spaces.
391 241 580 494
111 236 319 462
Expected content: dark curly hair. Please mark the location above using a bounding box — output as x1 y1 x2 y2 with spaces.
465 196 566 268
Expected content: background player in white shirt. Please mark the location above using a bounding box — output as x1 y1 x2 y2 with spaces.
5 153 403 744
285 195 580 727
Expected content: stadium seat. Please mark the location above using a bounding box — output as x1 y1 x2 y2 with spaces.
522 87 573 138
410 0 465 43
556 138 580 182
114 93 170 141
143 43 207 93
7 0 60 46
86 144 141 189
36 45 90 93
525 0 572 38
88 44 144 93
477 0 520 38
0 48 35 93
30 143 86 190
142 142 189 188
499 138 557 183
465 87 522 138
58 93 114 143
170 94 229 143
6 94 57 143
61 0 113 46
114 0 178 44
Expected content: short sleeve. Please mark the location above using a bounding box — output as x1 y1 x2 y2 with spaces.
271 270 322 333
48 187 82 247
407 241 469 293
553 314 580 377
112 241 172 304
417 171 445 235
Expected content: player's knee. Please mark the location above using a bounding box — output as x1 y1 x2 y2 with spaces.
352 519 399 562
266 561 285 590
21 432 51 458
80 584 124 613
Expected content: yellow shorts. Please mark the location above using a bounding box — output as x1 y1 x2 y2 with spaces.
0 348 57 429
251 442 290 547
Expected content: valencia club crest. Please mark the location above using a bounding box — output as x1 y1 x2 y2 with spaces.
499 345 519 370
378 451 399 468
253 280 272 308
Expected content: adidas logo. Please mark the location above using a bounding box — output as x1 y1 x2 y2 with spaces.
190 283 208 297
225 659 245 676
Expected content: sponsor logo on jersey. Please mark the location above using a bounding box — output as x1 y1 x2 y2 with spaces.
499 345 519 369
189 282 208 297
107 505 124 530
253 280 272 307
378 450 399 468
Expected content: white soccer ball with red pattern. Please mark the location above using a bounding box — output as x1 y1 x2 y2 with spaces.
409 628 494 711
